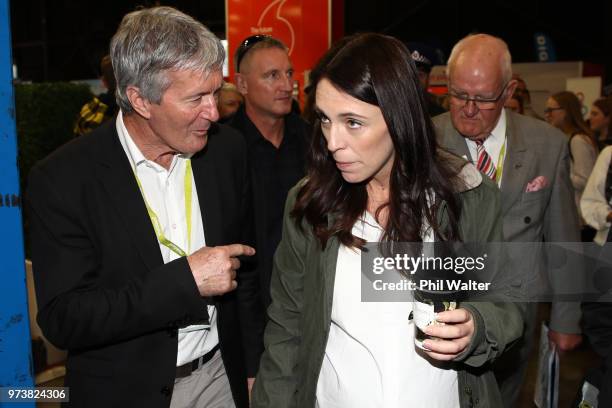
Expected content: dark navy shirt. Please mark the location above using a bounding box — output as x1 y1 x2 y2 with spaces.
228 105 309 308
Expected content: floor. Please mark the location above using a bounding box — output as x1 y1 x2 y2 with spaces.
517 305 599 408
36 306 600 408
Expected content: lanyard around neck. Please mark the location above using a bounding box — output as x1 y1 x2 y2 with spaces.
134 159 193 257
495 138 507 186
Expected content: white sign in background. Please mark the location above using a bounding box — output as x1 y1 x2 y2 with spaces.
566 76 602 119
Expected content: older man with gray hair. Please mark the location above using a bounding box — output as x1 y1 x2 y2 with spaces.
28 6 263 408
435 33 582 407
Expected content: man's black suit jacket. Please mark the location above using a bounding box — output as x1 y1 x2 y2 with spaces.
27 120 263 407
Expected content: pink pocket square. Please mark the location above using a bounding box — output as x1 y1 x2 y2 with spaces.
525 176 549 192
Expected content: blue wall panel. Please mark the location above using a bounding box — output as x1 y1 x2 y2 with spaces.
0 0 35 406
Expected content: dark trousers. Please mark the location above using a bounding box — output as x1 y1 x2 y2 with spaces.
493 303 538 408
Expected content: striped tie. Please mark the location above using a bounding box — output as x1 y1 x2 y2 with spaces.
475 140 496 180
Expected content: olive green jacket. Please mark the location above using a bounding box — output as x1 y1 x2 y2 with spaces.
252 157 524 408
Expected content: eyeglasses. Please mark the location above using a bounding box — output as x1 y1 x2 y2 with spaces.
235 35 270 72
543 107 564 114
448 81 510 110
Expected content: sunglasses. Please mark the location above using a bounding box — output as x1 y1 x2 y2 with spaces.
235 35 271 72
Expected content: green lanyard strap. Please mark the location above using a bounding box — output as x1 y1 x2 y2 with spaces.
495 138 507 186
134 159 193 257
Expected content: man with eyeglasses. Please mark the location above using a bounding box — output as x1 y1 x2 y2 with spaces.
435 34 582 408
228 35 309 312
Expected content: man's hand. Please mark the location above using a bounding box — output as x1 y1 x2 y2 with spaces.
422 308 475 361
187 244 255 296
548 329 582 352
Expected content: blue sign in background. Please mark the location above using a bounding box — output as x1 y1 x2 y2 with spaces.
534 32 557 62
0 0 35 406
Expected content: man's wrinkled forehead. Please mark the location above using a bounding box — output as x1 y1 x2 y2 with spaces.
449 58 504 90
239 45 290 73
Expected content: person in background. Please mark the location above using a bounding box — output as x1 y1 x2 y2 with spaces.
229 35 309 309
217 82 243 123
545 91 599 241
581 145 612 245
513 74 543 120
579 144 612 407
28 7 262 407
504 91 524 114
252 32 523 408
406 42 447 117
435 33 582 408
73 54 118 137
590 96 612 149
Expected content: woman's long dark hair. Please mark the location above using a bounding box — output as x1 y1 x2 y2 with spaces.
593 96 612 140
293 33 462 249
551 91 598 155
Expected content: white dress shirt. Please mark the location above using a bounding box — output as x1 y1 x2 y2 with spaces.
116 111 218 366
315 212 459 408
466 109 507 186
581 145 612 245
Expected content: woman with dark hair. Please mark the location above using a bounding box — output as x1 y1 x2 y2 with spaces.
545 91 599 240
590 96 612 149
251 33 522 408
504 91 524 114
582 100 612 245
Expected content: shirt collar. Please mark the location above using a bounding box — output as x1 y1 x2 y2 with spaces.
233 104 298 148
488 108 507 145
116 110 148 171
116 110 189 174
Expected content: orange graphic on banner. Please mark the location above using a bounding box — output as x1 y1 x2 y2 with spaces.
226 0 331 106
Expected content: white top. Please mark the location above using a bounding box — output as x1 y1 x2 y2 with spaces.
116 111 218 366
581 145 612 245
315 212 459 408
569 133 598 224
466 109 507 186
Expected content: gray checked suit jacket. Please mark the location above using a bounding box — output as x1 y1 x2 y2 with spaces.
434 110 582 333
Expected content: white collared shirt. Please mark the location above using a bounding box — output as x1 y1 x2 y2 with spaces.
466 109 508 186
316 213 459 408
116 111 218 366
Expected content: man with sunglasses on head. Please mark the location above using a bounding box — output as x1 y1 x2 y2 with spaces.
228 35 309 311
435 34 582 408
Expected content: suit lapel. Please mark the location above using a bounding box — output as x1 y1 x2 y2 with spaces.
441 121 472 161
500 114 531 214
191 143 223 248
95 126 163 271
321 236 339 322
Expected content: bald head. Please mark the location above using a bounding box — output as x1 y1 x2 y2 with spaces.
446 34 517 141
235 36 287 73
447 34 512 85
